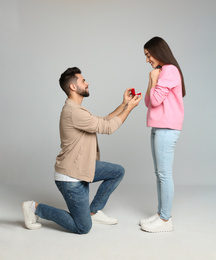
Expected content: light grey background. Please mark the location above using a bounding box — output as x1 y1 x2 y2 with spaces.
1 0 216 190
1 1 216 260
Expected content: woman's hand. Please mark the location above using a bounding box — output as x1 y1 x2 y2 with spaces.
150 68 161 82
146 69 161 96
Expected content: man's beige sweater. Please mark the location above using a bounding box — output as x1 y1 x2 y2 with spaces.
55 98 122 182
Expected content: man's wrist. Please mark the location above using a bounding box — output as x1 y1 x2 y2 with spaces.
121 101 128 107
125 104 133 112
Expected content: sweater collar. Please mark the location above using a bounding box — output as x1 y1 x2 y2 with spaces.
66 98 81 107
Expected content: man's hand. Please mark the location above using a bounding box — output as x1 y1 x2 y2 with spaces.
127 93 143 110
108 88 142 121
117 93 143 123
123 88 133 105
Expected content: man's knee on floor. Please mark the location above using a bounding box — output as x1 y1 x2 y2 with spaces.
117 165 125 180
77 221 92 235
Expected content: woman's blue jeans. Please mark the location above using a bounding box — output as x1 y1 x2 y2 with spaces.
35 161 125 234
151 128 181 220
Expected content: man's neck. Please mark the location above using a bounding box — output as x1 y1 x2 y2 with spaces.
68 95 83 106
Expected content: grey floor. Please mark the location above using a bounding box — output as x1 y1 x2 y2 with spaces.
1 183 215 260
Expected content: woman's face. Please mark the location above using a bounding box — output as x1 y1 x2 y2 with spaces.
144 49 163 68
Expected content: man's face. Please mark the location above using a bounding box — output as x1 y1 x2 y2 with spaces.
74 74 90 97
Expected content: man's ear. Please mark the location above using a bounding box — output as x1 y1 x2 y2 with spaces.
69 83 76 92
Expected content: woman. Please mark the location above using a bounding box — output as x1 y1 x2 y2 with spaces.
140 36 186 233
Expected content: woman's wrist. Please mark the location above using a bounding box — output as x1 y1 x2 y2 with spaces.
151 79 157 88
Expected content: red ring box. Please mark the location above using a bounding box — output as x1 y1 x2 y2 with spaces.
131 88 141 96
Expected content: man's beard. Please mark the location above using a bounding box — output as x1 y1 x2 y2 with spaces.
76 86 90 97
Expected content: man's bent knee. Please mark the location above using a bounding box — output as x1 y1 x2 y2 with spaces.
77 222 92 235
117 165 125 180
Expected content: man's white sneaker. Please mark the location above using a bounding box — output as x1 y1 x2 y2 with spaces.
91 210 118 225
22 201 42 230
141 217 174 233
139 214 159 226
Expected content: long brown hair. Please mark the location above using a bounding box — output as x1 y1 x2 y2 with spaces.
144 37 186 97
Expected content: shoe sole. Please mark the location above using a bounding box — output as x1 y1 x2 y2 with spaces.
141 227 174 233
92 220 118 225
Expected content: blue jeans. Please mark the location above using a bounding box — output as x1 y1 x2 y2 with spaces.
151 128 180 220
35 161 125 234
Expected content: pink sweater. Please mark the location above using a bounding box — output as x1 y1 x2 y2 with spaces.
144 65 184 130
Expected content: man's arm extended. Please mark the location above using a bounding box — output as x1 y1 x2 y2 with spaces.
108 88 133 120
71 88 142 135
108 88 142 123
117 94 143 123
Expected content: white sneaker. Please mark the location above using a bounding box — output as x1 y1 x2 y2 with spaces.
91 210 118 225
22 201 42 230
141 217 174 233
139 214 159 226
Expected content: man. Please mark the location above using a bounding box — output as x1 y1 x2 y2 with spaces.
22 67 142 234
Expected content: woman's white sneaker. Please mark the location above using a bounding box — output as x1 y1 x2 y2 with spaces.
141 217 174 233
22 201 42 230
139 214 159 226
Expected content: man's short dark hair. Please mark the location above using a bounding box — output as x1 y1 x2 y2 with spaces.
59 67 81 96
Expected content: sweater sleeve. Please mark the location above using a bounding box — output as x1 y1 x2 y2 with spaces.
72 107 122 135
150 86 170 107
150 65 180 107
